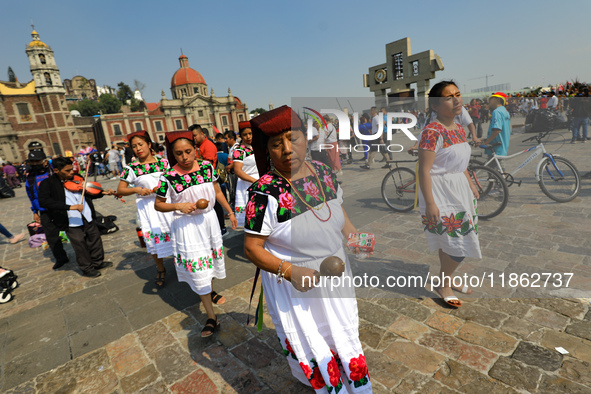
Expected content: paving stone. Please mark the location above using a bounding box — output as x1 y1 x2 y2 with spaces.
499 316 544 342
393 370 431 393
420 379 460 394
476 299 531 318
511 341 563 371
524 306 570 330
358 319 385 348
383 341 446 374
425 311 464 334
450 303 507 329
69 314 133 358
541 329 591 363
221 370 265 393
456 343 498 373
565 321 591 341
230 337 277 370
120 364 160 393
4 312 67 361
3 380 37 394
137 379 170 393
3 338 72 391
162 311 197 335
137 321 177 356
434 360 518 394
364 349 409 389
388 315 429 341
456 322 518 353
168 368 218 393
376 330 399 352
558 358 591 387
255 357 309 393
35 376 78 393
36 348 111 390
357 299 400 328
153 344 198 385
75 368 119 393
191 343 246 384
105 333 138 359
111 345 151 377
216 315 253 349
418 330 464 359
538 374 591 394
488 356 541 392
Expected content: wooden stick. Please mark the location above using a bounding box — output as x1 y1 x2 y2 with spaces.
79 155 92 205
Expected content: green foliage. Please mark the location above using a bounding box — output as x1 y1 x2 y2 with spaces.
69 99 100 116
129 97 142 112
98 93 121 114
116 82 133 104
250 108 267 115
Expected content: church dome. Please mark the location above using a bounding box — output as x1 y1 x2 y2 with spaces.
28 30 48 48
170 54 206 88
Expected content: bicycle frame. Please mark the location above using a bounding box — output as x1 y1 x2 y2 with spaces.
480 143 564 182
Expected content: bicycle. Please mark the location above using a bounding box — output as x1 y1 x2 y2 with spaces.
381 150 509 219
474 131 581 202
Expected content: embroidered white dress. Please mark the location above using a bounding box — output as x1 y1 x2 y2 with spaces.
418 122 481 258
156 161 225 295
232 144 259 226
244 161 371 393
121 159 173 258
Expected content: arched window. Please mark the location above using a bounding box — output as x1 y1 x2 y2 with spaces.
44 72 52 85
39 54 46 64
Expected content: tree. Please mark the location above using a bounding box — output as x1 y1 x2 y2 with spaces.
99 93 121 114
129 98 142 112
69 99 101 116
116 82 133 104
250 108 267 115
133 79 146 96
7 67 16 82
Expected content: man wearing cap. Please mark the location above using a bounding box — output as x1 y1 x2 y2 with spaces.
25 150 69 269
480 92 511 159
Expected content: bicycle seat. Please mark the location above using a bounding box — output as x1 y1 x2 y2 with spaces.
478 142 502 149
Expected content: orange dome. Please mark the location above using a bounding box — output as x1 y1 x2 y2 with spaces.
171 54 206 88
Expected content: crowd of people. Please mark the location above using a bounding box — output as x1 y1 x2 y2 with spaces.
2 77 589 391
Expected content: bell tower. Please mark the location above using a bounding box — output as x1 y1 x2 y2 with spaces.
25 28 65 94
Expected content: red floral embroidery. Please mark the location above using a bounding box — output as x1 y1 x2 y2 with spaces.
349 354 368 382
421 215 437 231
303 180 320 201
285 339 295 356
300 362 312 380
278 191 295 210
419 127 439 151
442 213 463 233
419 123 467 151
310 366 326 389
327 357 340 387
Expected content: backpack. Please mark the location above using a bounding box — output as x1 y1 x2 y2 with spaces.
95 212 119 235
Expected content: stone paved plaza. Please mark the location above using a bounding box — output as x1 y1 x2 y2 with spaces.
1 120 590 393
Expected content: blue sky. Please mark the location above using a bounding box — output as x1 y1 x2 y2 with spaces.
2 0 590 110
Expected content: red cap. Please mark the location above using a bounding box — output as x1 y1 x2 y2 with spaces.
238 121 251 131
250 105 302 137
165 131 194 168
127 130 152 143
490 92 507 104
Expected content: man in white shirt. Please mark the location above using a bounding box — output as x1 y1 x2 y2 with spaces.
547 91 558 110
427 106 479 142
323 115 341 173
308 120 330 167
105 145 121 179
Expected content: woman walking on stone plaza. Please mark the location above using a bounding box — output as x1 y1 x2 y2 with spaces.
418 81 481 308
244 106 371 393
154 131 237 337
117 131 173 287
232 121 260 226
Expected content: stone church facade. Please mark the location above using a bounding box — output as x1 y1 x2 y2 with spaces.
99 54 249 148
0 30 86 162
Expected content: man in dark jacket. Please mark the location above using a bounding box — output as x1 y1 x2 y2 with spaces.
26 150 69 269
39 157 113 277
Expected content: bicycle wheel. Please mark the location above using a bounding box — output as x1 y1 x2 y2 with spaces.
381 167 416 212
468 165 509 219
538 156 580 202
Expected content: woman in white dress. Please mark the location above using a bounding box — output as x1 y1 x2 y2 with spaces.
244 106 371 393
117 131 173 287
418 81 481 308
233 122 259 226
154 131 237 337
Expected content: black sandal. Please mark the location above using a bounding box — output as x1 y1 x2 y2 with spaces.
155 269 166 287
201 318 220 337
211 290 226 305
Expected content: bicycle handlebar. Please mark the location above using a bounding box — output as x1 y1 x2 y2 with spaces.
478 142 502 149
521 130 550 144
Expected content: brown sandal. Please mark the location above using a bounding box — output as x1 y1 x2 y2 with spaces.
155 269 166 287
201 318 220 337
211 290 226 305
